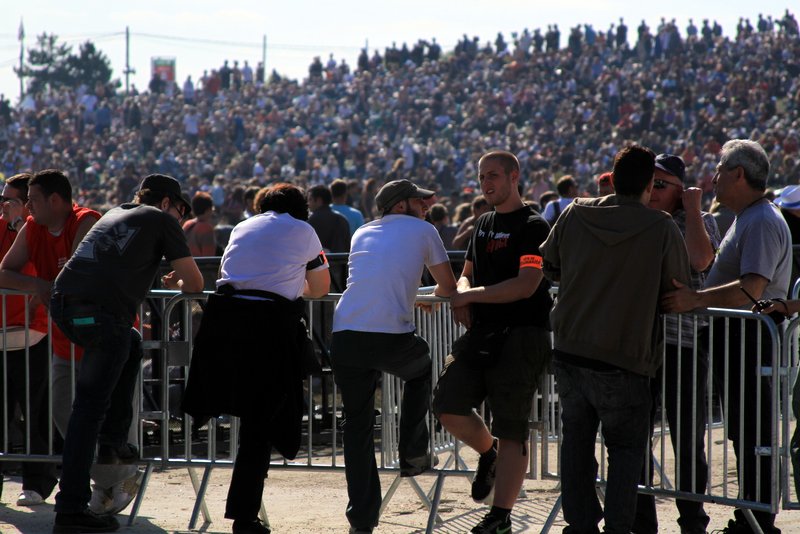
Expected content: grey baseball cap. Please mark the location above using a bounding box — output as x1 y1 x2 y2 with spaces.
375 179 435 212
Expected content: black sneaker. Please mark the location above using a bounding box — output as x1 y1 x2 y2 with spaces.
712 518 781 534
711 519 746 534
471 439 498 502
471 512 512 534
96 443 139 465
232 518 271 534
53 509 120 533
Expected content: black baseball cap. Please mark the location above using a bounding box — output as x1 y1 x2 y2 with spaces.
139 174 192 216
654 154 686 182
375 179 435 212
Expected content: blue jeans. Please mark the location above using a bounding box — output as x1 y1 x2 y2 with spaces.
50 294 143 513
554 359 651 534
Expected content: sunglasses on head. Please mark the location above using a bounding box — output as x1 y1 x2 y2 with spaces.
653 178 682 190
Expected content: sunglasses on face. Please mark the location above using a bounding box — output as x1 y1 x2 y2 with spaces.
0 196 24 205
653 179 682 190
169 197 188 219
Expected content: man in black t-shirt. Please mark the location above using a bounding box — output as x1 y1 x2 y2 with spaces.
49 174 203 533
433 150 552 534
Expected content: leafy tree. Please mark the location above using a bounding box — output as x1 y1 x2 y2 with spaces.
66 41 114 90
15 33 116 94
15 33 72 94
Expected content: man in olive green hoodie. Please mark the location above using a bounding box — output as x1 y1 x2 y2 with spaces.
540 144 691 534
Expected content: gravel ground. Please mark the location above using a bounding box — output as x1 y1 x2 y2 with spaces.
2 463 799 533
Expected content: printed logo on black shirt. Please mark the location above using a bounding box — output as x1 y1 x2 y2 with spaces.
73 223 140 261
485 231 510 253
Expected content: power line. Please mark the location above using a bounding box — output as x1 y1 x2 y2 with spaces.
134 32 261 49
133 31 362 53
0 31 124 41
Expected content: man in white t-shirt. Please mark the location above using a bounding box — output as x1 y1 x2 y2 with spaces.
331 179 457 534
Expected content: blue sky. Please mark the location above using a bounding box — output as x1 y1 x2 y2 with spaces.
0 1 794 101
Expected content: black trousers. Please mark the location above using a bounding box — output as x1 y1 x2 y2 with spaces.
224 417 272 521
330 330 431 530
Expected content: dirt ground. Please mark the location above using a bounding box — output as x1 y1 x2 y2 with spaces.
2 463 800 534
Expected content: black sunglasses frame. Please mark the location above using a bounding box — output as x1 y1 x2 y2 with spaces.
653 178 683 190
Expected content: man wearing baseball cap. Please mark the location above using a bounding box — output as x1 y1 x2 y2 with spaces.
46 173 203 533
634 154 721 534
373 179 436 216
331 178 457 533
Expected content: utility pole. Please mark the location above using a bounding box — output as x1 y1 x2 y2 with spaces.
18 19 25 101
123 26 136 94
262 34 267 72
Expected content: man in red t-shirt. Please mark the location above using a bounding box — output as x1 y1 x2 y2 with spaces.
0 170 141 519
0 170 99 358
182 191 217 256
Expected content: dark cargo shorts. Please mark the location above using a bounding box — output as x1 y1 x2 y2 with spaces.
432 325 552 442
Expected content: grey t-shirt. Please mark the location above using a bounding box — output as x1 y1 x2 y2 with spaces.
704 200 792 305
54 204 191 319
666 209 721 347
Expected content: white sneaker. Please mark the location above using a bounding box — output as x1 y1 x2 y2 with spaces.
88 485 113 515
16 489 44 506
106 469 144 516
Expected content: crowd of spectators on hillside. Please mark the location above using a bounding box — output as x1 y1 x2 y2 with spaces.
0 9 798 228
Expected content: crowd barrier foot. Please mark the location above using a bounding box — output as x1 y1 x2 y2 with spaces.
425 471 445 533
378 471 444 527
542 483 607 533
188 465 213 529
258 501 270 530
127 461 154 526
740 509 765 534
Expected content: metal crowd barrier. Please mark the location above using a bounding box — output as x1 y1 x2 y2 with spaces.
782 313 800 512
1 288 799 533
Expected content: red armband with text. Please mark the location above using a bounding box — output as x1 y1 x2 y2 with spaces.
520 254 543 269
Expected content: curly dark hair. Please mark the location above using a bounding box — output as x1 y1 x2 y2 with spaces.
255 183 309 221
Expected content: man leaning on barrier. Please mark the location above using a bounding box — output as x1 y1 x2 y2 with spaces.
0 173 58 508
0 170 104 507
330 179 457 534
633 153 721 534
182 183 330 534
433 150 554 534
662 139 792 534
540 145 691 534
49 173 203 533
